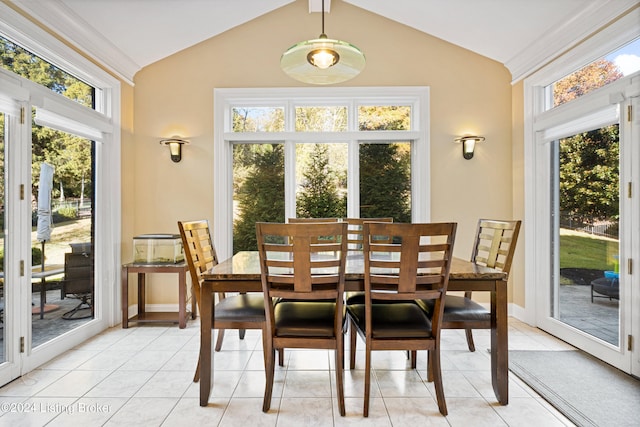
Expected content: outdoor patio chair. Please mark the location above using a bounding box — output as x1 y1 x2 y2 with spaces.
60 244 94 320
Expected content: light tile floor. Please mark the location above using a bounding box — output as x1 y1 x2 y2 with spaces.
0 318 576 426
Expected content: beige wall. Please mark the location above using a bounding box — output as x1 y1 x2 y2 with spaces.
127 1 516 304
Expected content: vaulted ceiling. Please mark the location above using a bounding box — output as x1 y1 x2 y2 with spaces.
10 0 639 84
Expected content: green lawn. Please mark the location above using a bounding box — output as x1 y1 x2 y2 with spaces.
560 228 618 271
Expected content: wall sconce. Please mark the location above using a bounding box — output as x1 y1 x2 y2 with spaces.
160 138 189 163
454 136 485 160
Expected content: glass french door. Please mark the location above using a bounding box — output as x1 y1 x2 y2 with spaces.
537 94 639 376
0 98 26 384
0 95 96 386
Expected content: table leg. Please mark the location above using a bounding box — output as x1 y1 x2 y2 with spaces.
121 267 129 328
200 281 212 406
138 273 145 317
491 279 509 405
178 269 186 329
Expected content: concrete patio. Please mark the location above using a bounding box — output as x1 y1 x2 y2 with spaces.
558 283 619 345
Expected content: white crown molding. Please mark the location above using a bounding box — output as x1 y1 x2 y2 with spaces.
507 0 640 84
11 0 139 85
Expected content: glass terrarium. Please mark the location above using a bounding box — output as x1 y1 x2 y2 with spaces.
133 234 184 264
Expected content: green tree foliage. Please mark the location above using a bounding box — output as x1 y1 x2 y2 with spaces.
358 106 410 131
296 144 346 218
559 125 619 221
553 59 623 107
358 106 411 222
233 144 285 252
1 36 93 206
359 143 411 222
296 107 347 131
554 59 623 223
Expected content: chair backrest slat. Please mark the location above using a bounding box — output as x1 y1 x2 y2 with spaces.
344 217 393 250
363 222 456 299
471 219 521 275
178 220 218 311
257 222 348 297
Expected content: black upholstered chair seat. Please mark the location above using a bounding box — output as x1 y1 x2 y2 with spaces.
418 295 490 323
274 301 339 337
214 294 265 323
347 303 432 339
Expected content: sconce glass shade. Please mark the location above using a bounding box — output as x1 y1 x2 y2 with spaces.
160 138 189 163
454 136 485 160
281 36 365 85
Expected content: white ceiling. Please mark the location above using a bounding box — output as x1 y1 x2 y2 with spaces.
10 0 639 84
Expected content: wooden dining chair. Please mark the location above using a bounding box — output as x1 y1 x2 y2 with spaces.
342 218 394 306
256 221 348 415
343 217 394 250
417 219 521 353
178 220 266 382
288 218 340 244
347 222 457 417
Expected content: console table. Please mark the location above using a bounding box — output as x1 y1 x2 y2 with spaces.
121 262 194 328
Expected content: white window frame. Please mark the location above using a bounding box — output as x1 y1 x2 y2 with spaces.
0 2 122 338
213 87 430 260
523 9 640 328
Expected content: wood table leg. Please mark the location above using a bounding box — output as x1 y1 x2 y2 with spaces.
121 266 129 328
200 281 213 406
491 279 509 405
178 269 186 328
138 273 145 317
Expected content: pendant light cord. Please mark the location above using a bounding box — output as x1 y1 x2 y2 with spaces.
321 0 326 36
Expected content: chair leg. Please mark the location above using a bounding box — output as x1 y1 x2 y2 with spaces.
363 341 371 417
429 348 448 416
215 329 225 352
239 329 246 340
262 335 275 413
193 356 200 382
410 350 417 369
349 319 357 370
278 348 285 366
335 335 346 416
464 328 476 352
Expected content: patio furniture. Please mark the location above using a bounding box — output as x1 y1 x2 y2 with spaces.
591 277 619 302
60 243 94 320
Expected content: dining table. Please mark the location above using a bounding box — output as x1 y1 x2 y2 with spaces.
199 251 509 407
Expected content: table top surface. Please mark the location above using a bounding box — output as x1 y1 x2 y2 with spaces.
203 251 507 281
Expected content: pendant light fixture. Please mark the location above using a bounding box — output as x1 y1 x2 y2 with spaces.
280 1 365 85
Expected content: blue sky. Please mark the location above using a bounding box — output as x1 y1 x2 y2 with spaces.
606 37 640 76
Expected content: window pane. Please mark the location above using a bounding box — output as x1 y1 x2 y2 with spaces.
295 143 347 218
553 124 619 345
546 38 640 109
31 120 94 347
295 107 347 131
0 35 95 109
232 143 284 253
359 142 411 222
358 106 411 130
232 107 284 132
